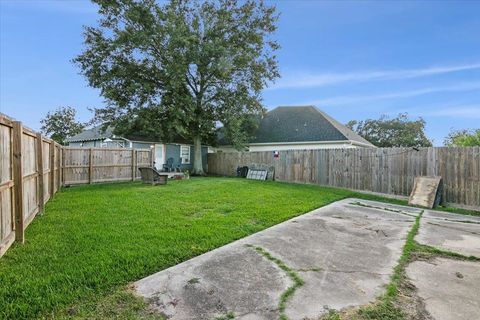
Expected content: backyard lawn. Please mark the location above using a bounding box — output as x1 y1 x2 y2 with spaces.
0 177 477 319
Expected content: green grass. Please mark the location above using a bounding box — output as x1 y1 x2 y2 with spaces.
0 177 477 319
356 212 423 320
215 311 235 320
322 212 425 320
411 241 480 262
246 245 304 320
0 178 350 319
322 203 479 320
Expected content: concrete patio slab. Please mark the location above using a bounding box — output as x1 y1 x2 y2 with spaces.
406 258 480 320
423 209 480 223
134 199 416 320
417 210 480 257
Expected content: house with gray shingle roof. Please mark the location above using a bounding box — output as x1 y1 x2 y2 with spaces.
216 106 374 152
66 126 208 172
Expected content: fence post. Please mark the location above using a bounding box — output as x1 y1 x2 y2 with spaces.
59 146 63 187
36 133 45 213
12 121 24 243
132 149 136 181
49 142 55 195
89 148 93 184
150 147 154 168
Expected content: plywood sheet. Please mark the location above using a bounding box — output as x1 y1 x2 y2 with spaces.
408 176 442 208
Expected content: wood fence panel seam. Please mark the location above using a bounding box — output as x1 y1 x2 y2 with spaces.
35 133 44 214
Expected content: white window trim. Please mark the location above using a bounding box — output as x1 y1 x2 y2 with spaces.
180 145 191 164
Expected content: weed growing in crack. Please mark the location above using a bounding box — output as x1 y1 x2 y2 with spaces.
246 244 304 320
215 311 235 320
350 201 418 218
187 277 200 285
337 211 424 320
321 207 479 320
358 299 404 320
411 242 480 261
322 309 341 320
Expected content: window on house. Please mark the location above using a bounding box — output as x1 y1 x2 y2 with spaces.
180 145 191 164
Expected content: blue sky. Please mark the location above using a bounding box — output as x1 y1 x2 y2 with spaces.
1 1 479 146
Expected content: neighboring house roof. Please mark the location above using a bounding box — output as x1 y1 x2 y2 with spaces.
66 126 115 143
68 106 373 147
66 125 191 144
220 106 374 147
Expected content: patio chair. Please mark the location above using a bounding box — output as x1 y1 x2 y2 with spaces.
163 157 181 172
163 158 174 172
138 167 168 185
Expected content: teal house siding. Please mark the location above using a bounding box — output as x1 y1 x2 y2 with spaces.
164 144 208 171
165 144 181 169
132 142 152 149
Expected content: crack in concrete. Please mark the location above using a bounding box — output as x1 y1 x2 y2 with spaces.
350 201 419 218
426 217 480 225
245 244 304 320
365 227 389 237
296 267 390 276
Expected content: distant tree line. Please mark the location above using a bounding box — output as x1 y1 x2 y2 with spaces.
443 129 480 147
346 113 479 147
346 113 432 147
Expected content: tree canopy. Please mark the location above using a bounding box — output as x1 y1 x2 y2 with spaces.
346 113 432 147
74 0 279 174
40 106 85 145
444 129 480 146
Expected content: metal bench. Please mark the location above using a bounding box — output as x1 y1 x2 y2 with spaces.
138 167 169 185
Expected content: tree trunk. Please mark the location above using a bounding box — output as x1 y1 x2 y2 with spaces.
192 135 205 176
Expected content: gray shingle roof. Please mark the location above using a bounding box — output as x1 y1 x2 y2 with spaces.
252 106 373 146
220 106 374 146
66 125 190 144
65 126 115 142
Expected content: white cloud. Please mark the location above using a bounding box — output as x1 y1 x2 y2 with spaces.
270 62 480 89
299 82 480 106
425 106 480 119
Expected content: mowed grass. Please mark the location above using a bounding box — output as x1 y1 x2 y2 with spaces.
0 177 350 319
0 177 477 319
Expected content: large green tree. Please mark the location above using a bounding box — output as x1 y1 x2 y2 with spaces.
444 128 480 146
40 106 85 145
74 0 279 174
346 113 432 147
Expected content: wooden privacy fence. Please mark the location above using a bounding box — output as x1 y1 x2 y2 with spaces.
1 115 62 257
63 147 151 185
208 147 480 209
0 114 153 258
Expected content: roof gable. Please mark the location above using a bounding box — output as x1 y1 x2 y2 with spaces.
252 106 373 146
